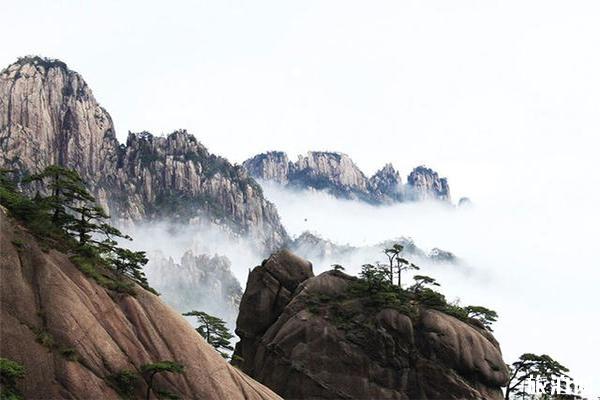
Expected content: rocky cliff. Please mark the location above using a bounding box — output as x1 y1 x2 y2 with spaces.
406 166 451 202
244 151 451 204
0 207 280 399
233 250 507 400
0 56 288 251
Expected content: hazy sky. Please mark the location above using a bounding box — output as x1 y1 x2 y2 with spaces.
2 0 599 202
2 0 600 393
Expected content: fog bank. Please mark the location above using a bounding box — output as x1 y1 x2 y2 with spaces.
260 181 600 394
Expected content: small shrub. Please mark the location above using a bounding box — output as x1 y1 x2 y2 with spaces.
109 369 138 399
34 328 55 351
59 348 79 362
0 357 25 400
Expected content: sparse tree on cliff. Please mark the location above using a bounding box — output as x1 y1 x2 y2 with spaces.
24 165 94 228
183 311 233 359
464 305 498 331
409 275 440 293
331 264 345 272
109 247 150 285
504 353 569 400
395 256 419 289
141 361 184 400
383 244 403 284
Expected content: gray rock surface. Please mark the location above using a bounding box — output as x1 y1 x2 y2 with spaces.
407 165 451 201
244 151 451 203
233 251 508 399
0 56 287 251
0 207 281 400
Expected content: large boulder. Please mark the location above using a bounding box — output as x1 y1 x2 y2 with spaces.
233 252 508 399
234 250 313 371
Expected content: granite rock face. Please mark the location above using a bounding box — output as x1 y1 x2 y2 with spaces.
0 208 281 400
233 251 508 400
244 151 451 204
0 57 287 251
367 163 404 203
407 165 451 202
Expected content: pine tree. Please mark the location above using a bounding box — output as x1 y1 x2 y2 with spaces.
24 165 94 229
141 361 184 400
504 353 569 400
182 311 234 359
464 305 498 331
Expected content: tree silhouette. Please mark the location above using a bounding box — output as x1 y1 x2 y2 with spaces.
383 244 403 284
395 256 419 289
141 361 184 400
409 275 440 293
464 305 498 331
183 311 233 358
24 165 94 228
18 165 152 292
331 264 345 272
504 353 569 400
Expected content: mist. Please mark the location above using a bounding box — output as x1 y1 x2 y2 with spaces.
259 180 600 394
122 219 266 331
116 176 600 393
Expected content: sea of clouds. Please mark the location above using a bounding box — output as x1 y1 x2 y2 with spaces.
124 176 599 394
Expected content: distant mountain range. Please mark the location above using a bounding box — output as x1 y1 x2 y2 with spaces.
243 151 451 204
0 56 459 254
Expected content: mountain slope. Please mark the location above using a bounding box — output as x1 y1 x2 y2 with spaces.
243 151 451 204
0 207 280 399
0 56 287 251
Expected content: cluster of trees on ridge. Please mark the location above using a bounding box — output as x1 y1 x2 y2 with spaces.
333 244 573 399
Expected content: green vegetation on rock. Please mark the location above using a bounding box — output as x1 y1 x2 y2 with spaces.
0 358 25 400
183 311 234 359
0 166 155 295
309 243 499 333
141 361 184 400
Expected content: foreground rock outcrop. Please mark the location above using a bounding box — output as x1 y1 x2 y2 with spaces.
243 151 451 204
0 56 287 251
0 208 281 400
234 250 507 400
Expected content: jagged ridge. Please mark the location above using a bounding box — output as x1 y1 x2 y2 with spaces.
243 150 451 204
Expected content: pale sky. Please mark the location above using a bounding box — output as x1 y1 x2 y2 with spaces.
2 0 600 392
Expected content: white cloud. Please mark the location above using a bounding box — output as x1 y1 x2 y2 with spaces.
260 182 600 394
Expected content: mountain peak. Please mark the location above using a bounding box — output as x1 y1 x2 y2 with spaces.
244 152 452 204
3 55 69 73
